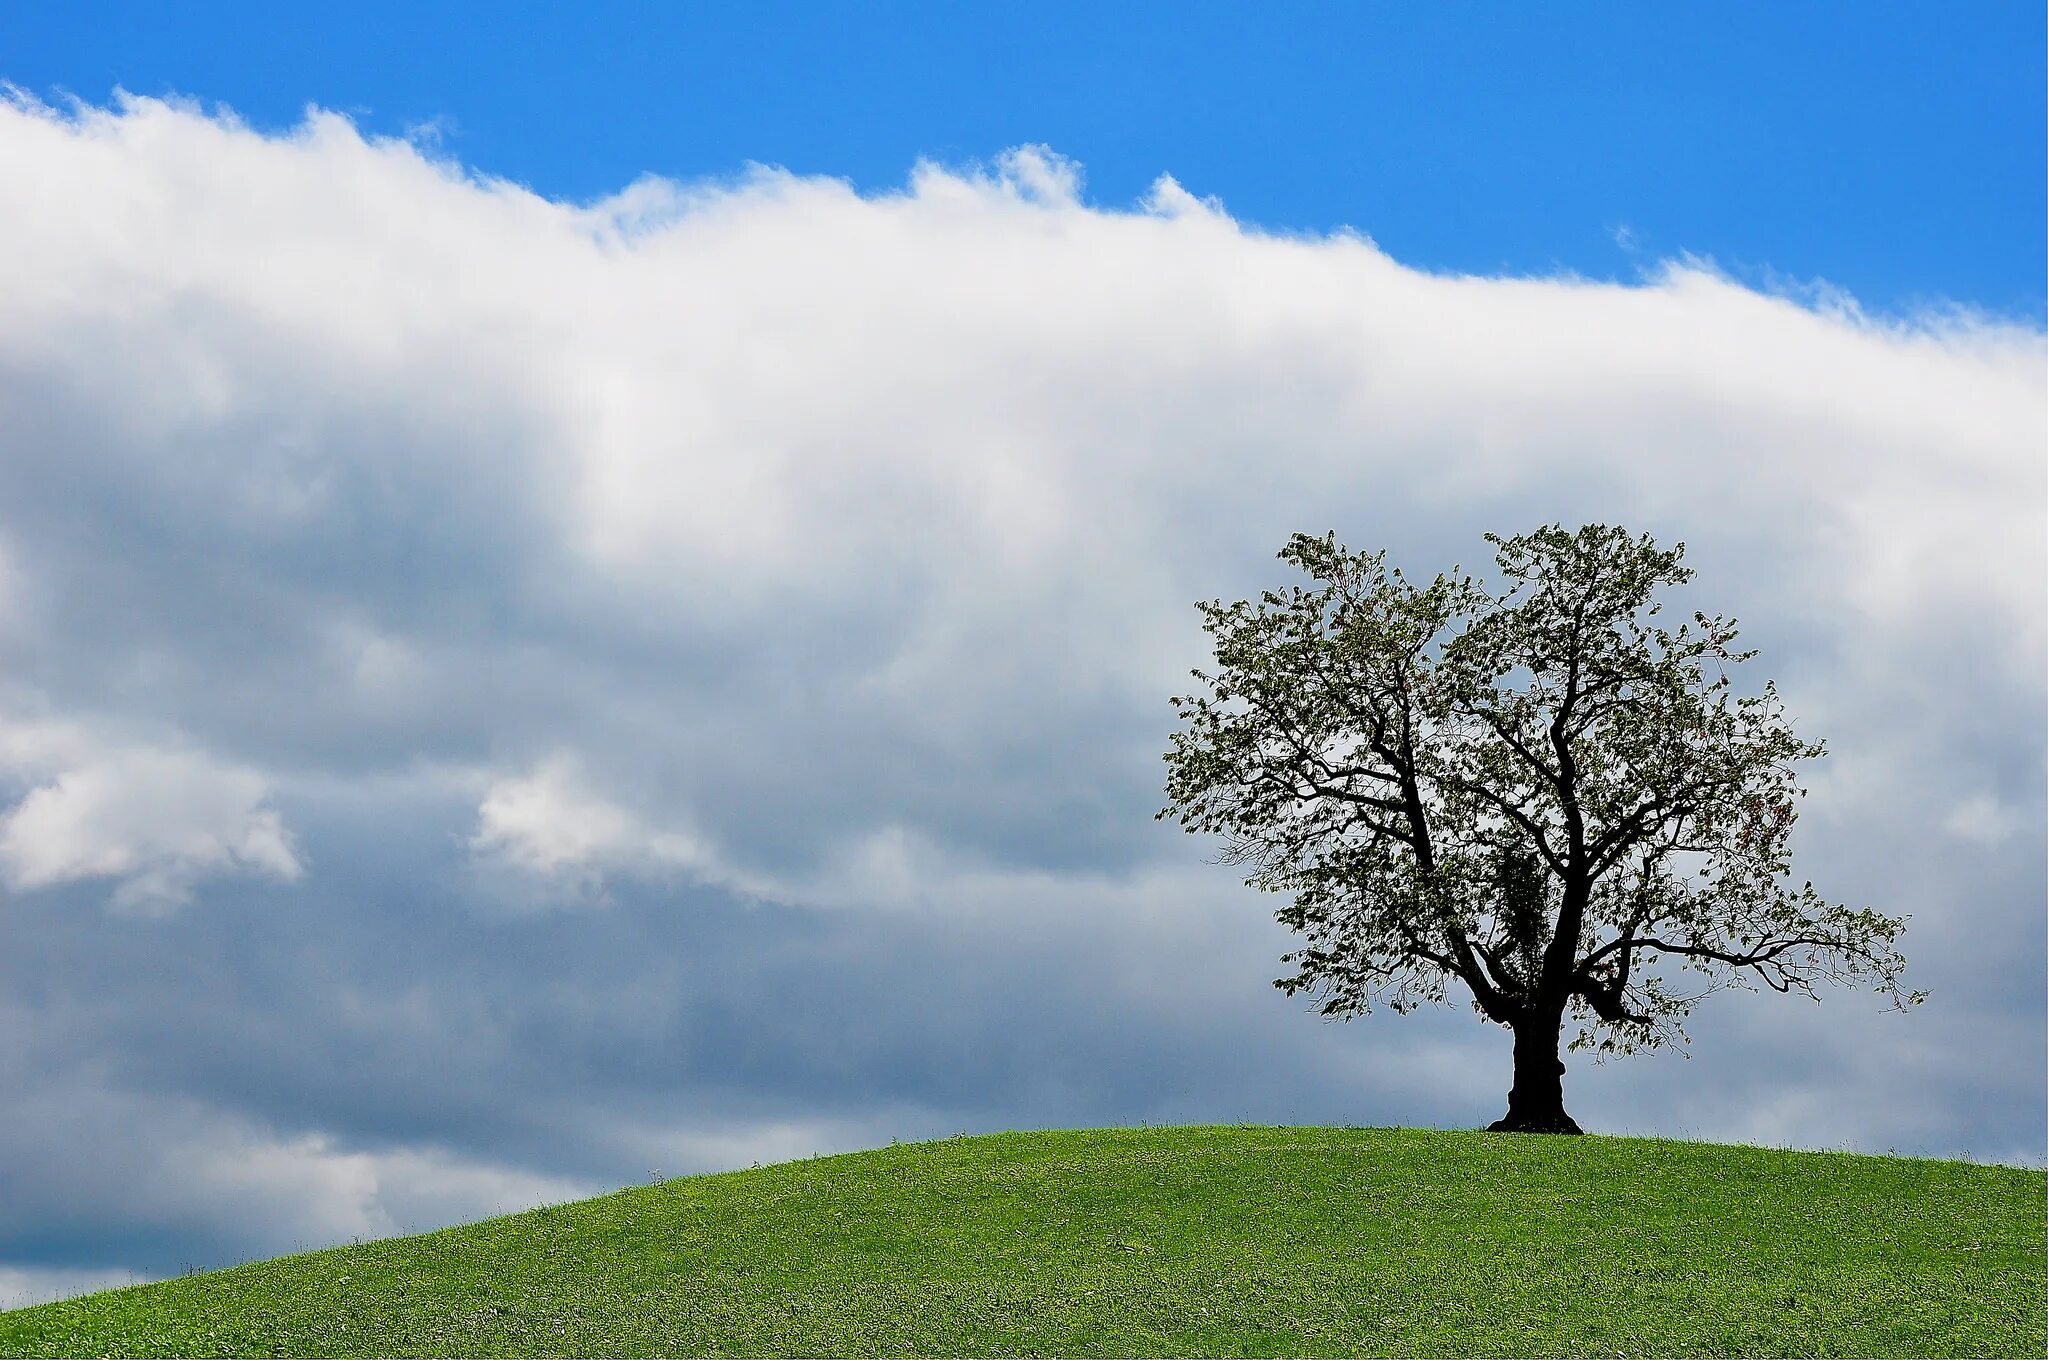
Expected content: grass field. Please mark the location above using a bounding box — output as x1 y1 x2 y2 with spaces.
3 1125 2040 1358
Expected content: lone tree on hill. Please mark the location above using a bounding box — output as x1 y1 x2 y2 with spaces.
1160 524 1919 1133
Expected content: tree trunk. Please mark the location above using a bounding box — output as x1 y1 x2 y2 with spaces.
1487 1013 1583 1134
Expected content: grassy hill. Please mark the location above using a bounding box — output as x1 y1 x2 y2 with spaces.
3 1125 2040 1358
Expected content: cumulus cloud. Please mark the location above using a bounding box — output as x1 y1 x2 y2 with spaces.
0 715 300 911
473 756 707 879
0 91 2041 1301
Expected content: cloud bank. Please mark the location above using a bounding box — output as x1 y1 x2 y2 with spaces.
0 93 2041 1304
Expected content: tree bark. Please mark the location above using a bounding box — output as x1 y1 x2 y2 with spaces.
1487 1012 1583 1134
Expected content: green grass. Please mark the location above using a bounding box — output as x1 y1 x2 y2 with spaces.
4 1125 2041 1358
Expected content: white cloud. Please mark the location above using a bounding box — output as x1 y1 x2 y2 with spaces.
0 716 300 911
471 755 712 882
153 1132 594 1247
1941 793 2033 846
3 81 2031 1017
0 1035 597 1306
470 756 959 912
0 1265 151 1312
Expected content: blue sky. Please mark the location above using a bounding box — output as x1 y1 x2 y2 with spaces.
6 1 2043 317
0 3 2042 1310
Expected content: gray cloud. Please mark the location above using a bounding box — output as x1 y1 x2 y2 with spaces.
0 95 2040 1305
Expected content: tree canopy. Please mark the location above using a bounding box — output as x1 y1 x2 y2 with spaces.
1161 524 1919 1132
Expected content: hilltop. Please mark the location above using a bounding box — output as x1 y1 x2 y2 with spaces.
3 1125 2040 1357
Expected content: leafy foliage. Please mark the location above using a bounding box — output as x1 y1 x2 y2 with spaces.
1162 524 1919 1055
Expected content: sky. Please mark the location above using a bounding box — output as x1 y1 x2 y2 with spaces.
0 2 2043 1310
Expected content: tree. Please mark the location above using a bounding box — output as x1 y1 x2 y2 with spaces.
1160 524 1919 1133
